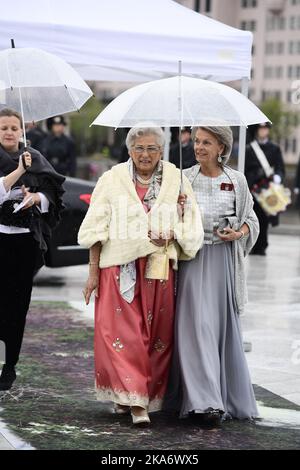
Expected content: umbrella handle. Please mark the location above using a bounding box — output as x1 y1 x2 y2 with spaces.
21 152 30 171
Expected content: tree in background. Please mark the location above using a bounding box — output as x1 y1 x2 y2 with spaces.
69 85 108 157
260 98 299 144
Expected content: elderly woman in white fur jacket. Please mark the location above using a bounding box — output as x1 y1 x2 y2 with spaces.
78 126 203 426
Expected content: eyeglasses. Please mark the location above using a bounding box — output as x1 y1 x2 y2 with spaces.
132 145 161 155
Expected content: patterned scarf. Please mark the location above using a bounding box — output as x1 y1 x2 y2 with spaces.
128 157 163 210
120 158 163 303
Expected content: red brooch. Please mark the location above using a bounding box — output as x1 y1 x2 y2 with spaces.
220 183 234 191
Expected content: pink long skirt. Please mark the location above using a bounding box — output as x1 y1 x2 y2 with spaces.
94 257 175 411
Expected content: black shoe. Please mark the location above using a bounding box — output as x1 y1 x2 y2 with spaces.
189 409 223 427
250 249 266 256
0 365 16 391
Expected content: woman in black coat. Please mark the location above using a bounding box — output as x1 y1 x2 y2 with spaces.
0 108 65 390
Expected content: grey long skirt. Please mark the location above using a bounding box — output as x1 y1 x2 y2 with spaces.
166 242 259 419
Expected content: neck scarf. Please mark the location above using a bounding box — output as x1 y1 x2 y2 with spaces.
120 158 163 303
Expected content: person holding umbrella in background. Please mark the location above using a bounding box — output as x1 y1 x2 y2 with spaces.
0 108 65 390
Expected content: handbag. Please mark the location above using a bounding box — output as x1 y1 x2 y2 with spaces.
145 240 169 281
0 199 34 228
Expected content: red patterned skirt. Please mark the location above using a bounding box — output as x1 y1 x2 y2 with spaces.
94 257 175 411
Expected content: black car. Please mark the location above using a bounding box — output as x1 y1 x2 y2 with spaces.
44 177 94 267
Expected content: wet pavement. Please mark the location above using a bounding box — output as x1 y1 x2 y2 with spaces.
0 233 300 450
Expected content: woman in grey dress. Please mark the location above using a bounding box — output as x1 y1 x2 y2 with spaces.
169 126 260 425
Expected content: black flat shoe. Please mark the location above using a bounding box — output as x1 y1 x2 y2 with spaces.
189 409 223 427
0 365 17 391
250 249 266 256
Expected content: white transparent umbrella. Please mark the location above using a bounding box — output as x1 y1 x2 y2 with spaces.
91 73 270 185
91 75 269 129
0 43 93 145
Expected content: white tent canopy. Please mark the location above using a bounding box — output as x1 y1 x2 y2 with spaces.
0 0 253 83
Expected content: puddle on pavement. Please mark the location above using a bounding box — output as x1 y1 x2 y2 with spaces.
256 401 300 430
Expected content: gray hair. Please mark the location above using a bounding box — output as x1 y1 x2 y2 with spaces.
191 126 233 165
126 126 165 150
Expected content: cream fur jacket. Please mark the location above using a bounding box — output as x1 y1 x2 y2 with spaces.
78 161 203 269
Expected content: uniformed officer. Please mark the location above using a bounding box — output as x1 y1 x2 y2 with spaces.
245 123 285 255
42 116 77 177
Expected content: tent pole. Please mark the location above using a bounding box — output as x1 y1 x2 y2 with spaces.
237 77 249 174
178 60 183 190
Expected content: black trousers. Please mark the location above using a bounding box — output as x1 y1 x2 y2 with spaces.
0 232 39 366
252 199 269 253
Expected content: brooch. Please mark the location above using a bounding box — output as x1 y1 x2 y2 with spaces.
220 183 234 191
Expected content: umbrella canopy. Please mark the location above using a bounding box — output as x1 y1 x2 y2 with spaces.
0 47 93 123
0 0 253 83
91 76 269 129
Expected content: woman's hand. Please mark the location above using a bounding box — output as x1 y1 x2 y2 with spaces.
18 152 32 174
216 227 243 242
21 185 41 210
148 230 174 247
83 271 99 305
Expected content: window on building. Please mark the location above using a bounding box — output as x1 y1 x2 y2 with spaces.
267 15 286 31
289 41 294 54
287 90 292 102
264 66 273 78
250 20 256 31
284 139 289 153
277 42 285 54
293 138 297 154
194 0 201 11
205 0 211 12
265 42 274 54
279 17 286 29
276 66 283 78
274 91 282 100
290 16 296 29
288 65 293 78
241 0 257 7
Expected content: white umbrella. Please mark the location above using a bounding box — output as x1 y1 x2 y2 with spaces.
91 75 269 129
0 43 93 145
91 72 270 186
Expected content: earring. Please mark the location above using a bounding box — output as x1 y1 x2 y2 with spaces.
217 153 223 164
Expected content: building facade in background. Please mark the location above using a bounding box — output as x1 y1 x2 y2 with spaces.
176 0 300 164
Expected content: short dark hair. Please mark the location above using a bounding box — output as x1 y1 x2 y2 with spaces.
0 108 23 127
